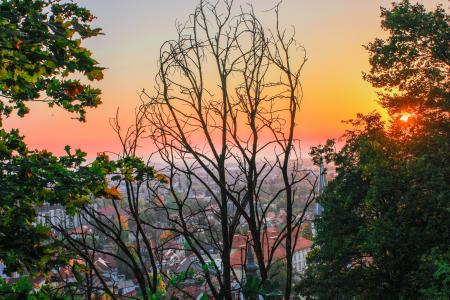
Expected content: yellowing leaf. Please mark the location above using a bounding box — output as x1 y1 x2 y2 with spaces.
104 187 122 200
155 173 170 184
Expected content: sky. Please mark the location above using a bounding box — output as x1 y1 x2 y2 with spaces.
4 0 445 157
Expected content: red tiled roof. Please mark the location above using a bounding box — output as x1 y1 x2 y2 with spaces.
232 234 249 249
97 206 128 217
230 227 312 268
67 225 93 235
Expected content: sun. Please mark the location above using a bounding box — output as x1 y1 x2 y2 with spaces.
399 112 414 122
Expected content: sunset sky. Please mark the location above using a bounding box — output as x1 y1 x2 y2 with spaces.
4 0 444 156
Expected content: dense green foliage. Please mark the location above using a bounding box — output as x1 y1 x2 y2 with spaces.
0 0 104 122
0 134 109 273
364 0 449 119
0 0 105 278
0 276 76 300
300 1 449 299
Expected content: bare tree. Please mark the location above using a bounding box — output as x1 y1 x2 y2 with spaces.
51 105 165 300
49 1 317 299
142 1 317 298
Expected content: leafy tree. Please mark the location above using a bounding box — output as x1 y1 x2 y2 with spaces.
363 0 448 121
1 1 179 299
0 0 103 122
0 0 106 278
419 247 450 299
299 1 449 299
0 276 78 300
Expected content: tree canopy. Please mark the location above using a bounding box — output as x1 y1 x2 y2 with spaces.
300 1 449 299
0 0 105 276
0 0 104 122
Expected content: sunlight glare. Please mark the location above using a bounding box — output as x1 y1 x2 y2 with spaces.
399 112 414 122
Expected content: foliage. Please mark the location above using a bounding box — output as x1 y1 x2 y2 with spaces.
0 276 77 300
136 281 166 300
364 0 448 120
309 139 335 166
242 276 263 300
300 1 449 299
418 247 450 299
0 131 111 274
0 0 170 299
265 260 287 295
0 0 104 281
0 0 104 122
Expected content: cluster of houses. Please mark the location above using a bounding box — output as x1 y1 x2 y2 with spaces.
2 193 314 299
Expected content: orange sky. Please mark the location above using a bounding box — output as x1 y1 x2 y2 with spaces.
4 0 445 157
